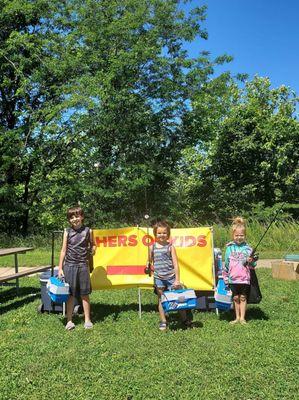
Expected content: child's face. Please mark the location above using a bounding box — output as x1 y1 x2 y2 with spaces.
69 214 84 229
233 227 246 244
155 227 169 243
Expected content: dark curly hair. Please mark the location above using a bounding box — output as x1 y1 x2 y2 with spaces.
153 220 171 238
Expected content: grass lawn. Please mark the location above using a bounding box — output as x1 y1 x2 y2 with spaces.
0 269 298 400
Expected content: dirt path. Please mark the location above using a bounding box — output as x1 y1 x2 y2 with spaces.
256 259 281 268
219 259 280 269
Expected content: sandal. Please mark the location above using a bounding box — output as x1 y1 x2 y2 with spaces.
65 321 75 330
159 321 167 331
84 321 93 330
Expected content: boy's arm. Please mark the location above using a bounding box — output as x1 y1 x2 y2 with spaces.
90 229 96 255
58 230 68 277
171 245 181 286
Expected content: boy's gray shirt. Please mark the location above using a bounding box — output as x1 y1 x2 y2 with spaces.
64 226 90 265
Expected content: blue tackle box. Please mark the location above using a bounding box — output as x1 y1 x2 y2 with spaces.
161 289 197 312
46 276 70 303
214 278 232 310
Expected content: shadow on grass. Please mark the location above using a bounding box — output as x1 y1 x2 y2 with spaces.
90 302 157 322
168 319 203 331
168 309 200 330
218 306 269 322
246 307 269 321
0 286 40 315
90 303 203 330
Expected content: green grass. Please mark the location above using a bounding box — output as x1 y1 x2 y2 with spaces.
0 269 298 400
0 249 53 268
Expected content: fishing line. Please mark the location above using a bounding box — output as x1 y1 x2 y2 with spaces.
251 202 286 256
144 186 151 275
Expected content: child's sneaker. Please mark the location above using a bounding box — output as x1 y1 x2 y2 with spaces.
84 321 93 329
159 321 167 331
65 321 75 330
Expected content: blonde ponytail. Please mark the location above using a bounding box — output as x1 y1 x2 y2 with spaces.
231 216 246 238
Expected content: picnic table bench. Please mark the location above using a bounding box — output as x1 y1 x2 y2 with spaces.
0 247 50 292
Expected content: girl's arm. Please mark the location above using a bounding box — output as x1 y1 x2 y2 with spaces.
58 230 68 277
171 245 181 286
223 247 230 285
247 245 257 268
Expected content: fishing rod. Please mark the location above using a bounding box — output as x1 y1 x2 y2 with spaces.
143 186 153 276
144 213 152 276
249 202 286 259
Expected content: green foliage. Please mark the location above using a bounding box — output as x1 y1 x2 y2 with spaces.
0 1 298 234
0 0 87 234
0 270 298 399
1 0 224 233
176 77 299 222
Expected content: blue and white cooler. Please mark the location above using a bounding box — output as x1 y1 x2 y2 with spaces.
215 278 232 311
46 276 70 303
161 289 197 312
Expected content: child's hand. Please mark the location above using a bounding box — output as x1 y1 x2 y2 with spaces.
144 262 152 275
223 280 229 290
173 281 182 289
247 253 259 265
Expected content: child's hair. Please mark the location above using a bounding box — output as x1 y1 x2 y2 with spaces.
231 216 246 237
153 221 171 238
67 206 84 221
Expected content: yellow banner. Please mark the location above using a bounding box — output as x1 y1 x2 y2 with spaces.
91 227 214 290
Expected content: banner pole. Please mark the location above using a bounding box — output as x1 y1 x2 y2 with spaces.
138 288 142 318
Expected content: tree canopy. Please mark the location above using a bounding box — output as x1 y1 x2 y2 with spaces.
1 0 298 234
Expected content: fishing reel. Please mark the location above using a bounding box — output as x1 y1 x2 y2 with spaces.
244 253 259 266
144 261 154 276
251 253 259 263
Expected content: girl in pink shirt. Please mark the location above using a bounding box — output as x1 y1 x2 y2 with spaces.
223 217 256 325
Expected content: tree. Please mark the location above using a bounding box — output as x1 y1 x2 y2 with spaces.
0 0 88 234
67 0 211 225
1 0 229 233
176 76 299 222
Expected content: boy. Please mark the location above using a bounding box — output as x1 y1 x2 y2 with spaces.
58 206 96 330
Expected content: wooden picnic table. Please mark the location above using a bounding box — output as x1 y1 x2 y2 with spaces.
0 247 50 292
0 247 34 257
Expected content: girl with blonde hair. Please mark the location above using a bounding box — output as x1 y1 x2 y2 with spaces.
223 217 257 324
